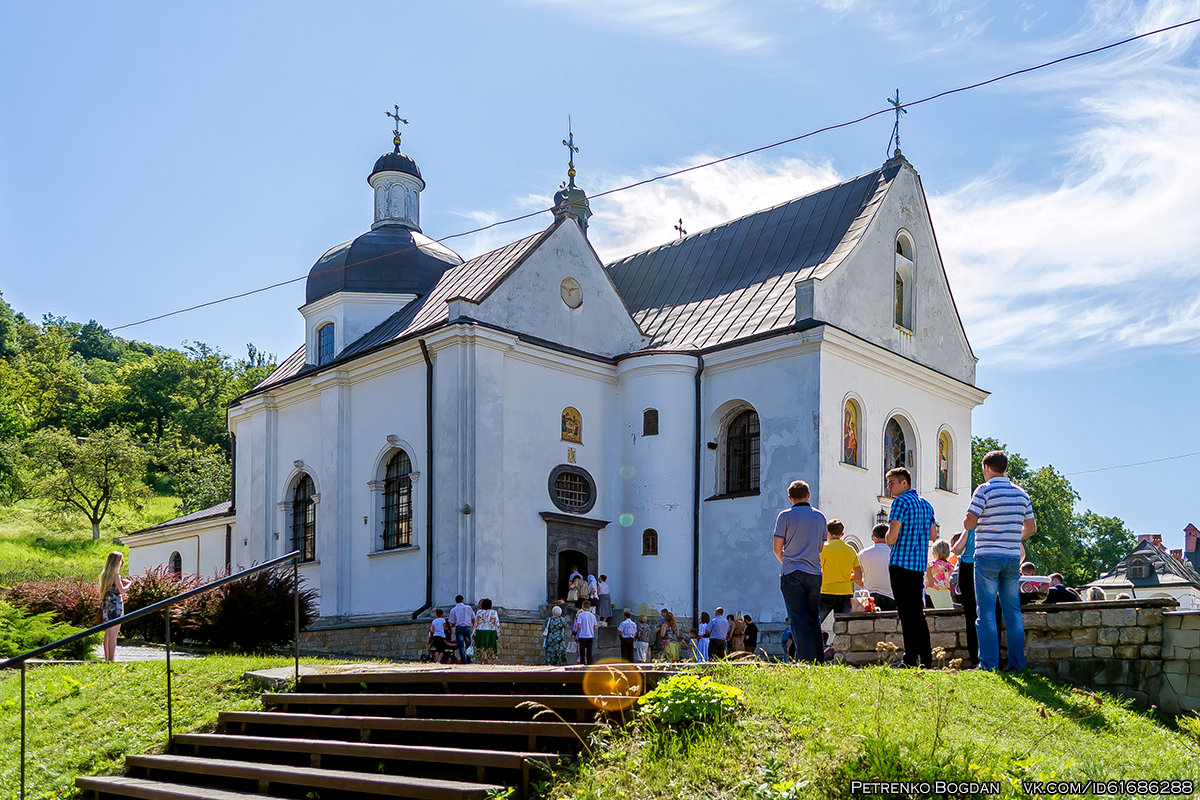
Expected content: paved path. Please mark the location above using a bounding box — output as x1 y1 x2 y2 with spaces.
92 642 198 662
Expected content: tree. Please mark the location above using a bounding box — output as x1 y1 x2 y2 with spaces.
0 437 32 504
164 442 231 514
30 426 150 540
970 436 1135 585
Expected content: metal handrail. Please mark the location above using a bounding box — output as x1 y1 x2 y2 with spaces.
2 550 302 800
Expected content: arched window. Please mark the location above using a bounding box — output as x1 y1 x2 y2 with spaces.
643 409 659 437
291 474 316 562
937 430 952 491
317 323 335 366
894 234 913 330
842 400 861 466
168 551 182 578
883 417 907 477
643 527 662 554
725 409 760 494
382 451 413 549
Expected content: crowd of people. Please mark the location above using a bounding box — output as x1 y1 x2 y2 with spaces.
776 450 1039 671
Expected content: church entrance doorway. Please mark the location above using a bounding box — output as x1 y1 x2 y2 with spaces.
557 550 587 602
540 511 610 605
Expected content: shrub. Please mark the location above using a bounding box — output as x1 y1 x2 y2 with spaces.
123 566 201 642
0 599 99 660
2 577 101 628
181 567 318 651
636 673 743 727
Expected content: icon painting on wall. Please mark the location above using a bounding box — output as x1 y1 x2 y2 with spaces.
561 406 582 443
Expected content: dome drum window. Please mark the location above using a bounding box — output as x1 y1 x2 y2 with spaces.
317 323 335 366
643 409 659 437
725 409 760 494
548 465 597 514
642 528 658 556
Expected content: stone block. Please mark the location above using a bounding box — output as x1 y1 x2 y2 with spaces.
1046 611 1081 630
930 633 958 649
1093 646 1113 659
1049 646 1074 659
1140 645 1162 659
1145 662 1163 678
1165 658 1188 674
1147 626 1163 644
1101 609 1138 627
1082 610 1102 626
847 619 875 635
1188 674 1200 698
1138 609 1164 627
1118 627 1147 645
932 616 961 632
1115 645 1139 659
1023 614 1047 630
1097 627 1119 646
845 651 877 665
1073 646 1094 658
1164 628 1200 649
1191 659 1200 676
1071 628 1098 646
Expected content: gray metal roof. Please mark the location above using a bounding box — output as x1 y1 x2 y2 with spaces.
604 161 900 349
128 501 233 536
1090 539 1200 590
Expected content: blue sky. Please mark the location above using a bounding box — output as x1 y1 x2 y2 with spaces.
2 1 1197 550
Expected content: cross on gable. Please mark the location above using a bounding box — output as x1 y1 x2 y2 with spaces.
674 218 687 238
887 89 907 157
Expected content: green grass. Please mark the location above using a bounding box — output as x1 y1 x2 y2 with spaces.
549 663 1200 800
0 655 337 800
0 496 178 584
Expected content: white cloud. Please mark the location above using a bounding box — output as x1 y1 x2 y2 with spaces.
526 0 772 53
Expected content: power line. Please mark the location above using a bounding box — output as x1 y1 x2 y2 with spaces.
1066 451 1200 476
109 15 1200 334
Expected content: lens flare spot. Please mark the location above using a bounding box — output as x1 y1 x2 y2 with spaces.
619 465 635 479
581 660 645 712
619 513 634 527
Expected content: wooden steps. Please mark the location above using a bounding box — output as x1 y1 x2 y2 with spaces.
76 665 671 799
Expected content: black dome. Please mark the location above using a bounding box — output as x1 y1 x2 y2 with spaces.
306 225 462 305
369 152 423 185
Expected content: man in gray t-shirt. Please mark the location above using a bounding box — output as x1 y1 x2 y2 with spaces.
772 480 827 662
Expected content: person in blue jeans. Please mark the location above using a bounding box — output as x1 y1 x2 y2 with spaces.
773 480 827 663
964 450 1037 672
448 594 475 664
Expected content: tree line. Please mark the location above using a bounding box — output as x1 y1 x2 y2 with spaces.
0 292 276 538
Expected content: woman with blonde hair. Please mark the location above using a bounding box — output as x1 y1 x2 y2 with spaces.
658 611 681 661
98 551 131 662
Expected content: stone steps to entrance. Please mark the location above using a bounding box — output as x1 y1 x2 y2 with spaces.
75 664 670 799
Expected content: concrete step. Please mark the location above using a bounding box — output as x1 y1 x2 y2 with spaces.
76 774 289 800
297 665 670 695
220 710 601 749
260 691 636 720
172 733 558 793
126 753 503 799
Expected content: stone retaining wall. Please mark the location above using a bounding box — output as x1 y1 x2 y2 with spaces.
832 598 1200 712
300 617 549 664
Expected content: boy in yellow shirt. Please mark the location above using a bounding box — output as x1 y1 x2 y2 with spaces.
819 519 862 624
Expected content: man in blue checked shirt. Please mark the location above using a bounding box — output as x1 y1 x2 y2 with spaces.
964 450 1037 672
885 467 937 668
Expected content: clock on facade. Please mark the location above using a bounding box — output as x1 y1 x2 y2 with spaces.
560 277 583 308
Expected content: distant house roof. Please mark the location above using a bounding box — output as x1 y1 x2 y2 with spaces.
605 160 901 349
128 501 233 537
243 160 904 395
1090 539 1200 591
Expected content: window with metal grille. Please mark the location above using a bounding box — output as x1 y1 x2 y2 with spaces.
382 451 413 549
548 465 596 513
317 323 335 366
642 528 658 556
169 551 182 578
291 475 316 562
725 409 760 494
643 409 659 436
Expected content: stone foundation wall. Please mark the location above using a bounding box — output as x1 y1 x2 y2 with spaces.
300 617 549 665
832 598 1196 711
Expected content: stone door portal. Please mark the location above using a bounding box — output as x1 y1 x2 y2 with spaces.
541 511 610 605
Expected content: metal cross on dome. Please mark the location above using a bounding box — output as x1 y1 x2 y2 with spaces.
562 116 579 187
887 89 906 157
674 218 687 239
385 104 409 151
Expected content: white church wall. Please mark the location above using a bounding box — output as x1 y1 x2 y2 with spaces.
698 335 822 625
817 329 982 547
471 221 646 357
126 518 230 579
616 354 698 615
808 164 976 385
494 340 620 611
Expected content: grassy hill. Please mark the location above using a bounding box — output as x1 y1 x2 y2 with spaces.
0 496 178 584
554 663 1200 799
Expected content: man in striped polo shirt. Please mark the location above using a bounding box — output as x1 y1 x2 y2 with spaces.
885 467 937 668
964 450 1037 672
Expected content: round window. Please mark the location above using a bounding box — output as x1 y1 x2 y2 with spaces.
548 465 596 514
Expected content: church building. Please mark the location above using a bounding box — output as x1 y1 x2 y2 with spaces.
128 126 988 637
